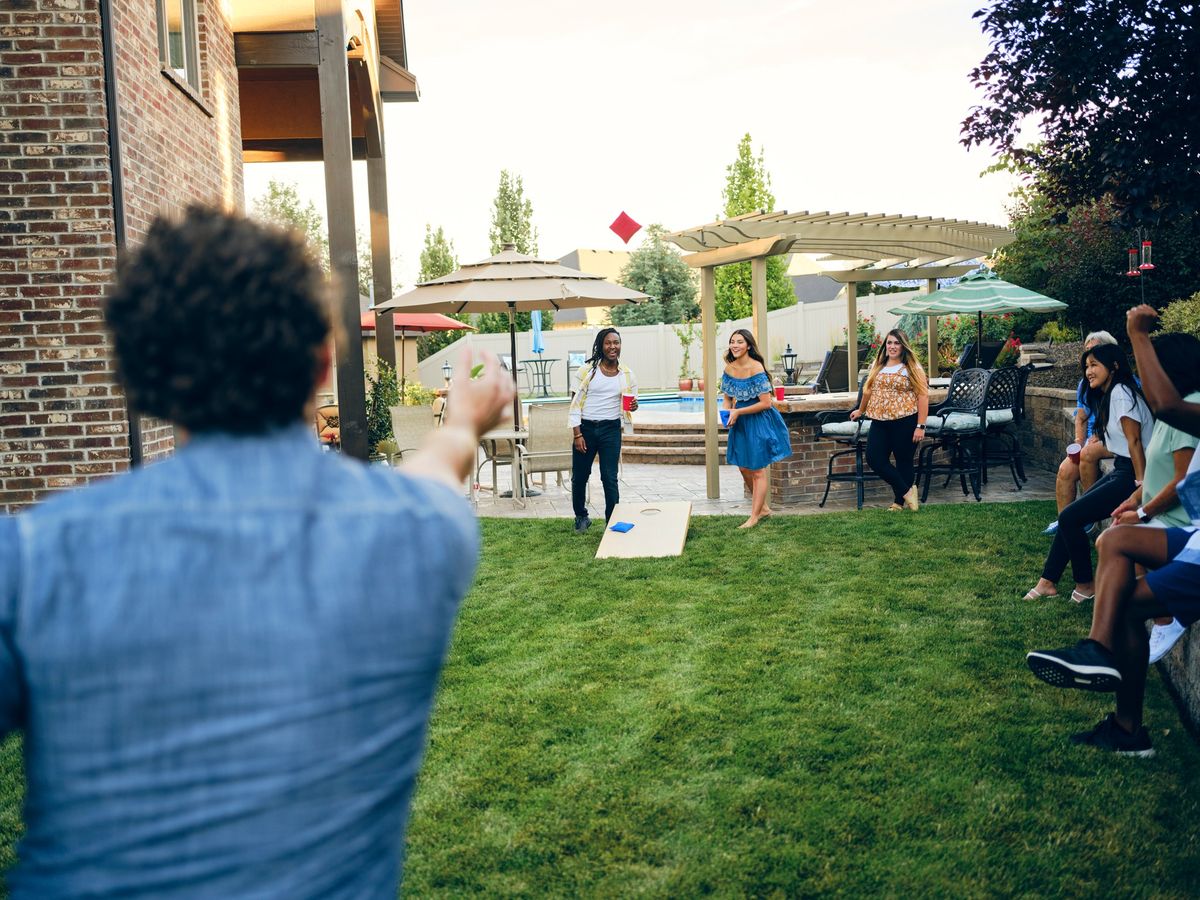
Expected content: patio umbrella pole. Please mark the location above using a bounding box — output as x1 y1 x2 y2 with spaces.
508 304 520 427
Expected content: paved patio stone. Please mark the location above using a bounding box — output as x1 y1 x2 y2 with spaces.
470 458 1056 519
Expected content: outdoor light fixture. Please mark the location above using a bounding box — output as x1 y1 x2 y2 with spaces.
782 344 798 384
441 361 452 384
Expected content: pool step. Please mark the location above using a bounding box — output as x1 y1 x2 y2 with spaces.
623 423 727 465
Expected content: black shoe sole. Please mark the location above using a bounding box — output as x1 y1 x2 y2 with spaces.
1026 653 1121 692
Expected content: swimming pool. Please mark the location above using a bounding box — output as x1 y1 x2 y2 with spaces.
635 395 709 414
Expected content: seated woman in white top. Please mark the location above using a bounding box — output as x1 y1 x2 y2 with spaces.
1024 343 1153 603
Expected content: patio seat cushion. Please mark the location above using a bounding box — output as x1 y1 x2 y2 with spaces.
820 420 870 439
925 409 1013 434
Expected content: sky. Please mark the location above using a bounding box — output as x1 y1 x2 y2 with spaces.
242 0 1022 292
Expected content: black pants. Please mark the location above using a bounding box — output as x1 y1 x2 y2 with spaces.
572 419 622 521
1042 455 1135 585
865 414 918 504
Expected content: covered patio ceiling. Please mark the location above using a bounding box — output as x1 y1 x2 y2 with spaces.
229 0 419 460
663 209 1015 500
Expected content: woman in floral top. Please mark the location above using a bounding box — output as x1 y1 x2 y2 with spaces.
849 329 930 511
721 329 793 529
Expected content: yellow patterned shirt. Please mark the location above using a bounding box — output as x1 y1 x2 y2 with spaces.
863 365 920 421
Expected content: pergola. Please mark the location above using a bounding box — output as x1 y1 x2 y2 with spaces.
663 210 1015 499
232 0 419 459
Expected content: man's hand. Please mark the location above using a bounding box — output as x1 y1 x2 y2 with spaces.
573 433 586 453
444 350 514 439
1111 496 1139 519
1127 304 1159 338
629 398 639 412
1113 510 1141 526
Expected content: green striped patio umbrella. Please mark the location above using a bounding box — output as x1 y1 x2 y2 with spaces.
888 269 1067 361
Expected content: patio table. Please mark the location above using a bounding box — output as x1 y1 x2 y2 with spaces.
520 357 559 397
479 428 540 498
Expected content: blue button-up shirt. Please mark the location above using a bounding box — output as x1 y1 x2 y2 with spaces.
0 424 478 898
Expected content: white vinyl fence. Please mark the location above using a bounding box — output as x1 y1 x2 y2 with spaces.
415 289 920 393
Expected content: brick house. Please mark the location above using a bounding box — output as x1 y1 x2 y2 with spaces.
1 1 417 511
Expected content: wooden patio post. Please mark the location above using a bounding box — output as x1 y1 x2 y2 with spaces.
751 256 770 496
701 265 719 499
316 2 368 459
846 281 859 389
924 277 938 375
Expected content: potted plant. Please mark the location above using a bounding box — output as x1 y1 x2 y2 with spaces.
673 320 699 392
365 360 402 460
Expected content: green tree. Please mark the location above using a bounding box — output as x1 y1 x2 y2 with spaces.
479 170 551 333
989 161 1200 341
610 225 698 326
713 134 795 322
251 179 381 299
415 225 467 360
962 1 1200 221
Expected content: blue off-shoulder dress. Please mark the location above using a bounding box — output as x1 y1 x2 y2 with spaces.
720 370 793 470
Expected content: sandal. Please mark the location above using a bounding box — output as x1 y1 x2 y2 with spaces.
1023 586 1058 601
1070 590 1095 604
887 503 903 511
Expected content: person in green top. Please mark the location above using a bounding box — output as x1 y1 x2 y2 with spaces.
1108 333 1200 663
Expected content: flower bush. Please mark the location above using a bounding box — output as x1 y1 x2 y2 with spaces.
1159 292 1200 338
993 335 1023 368
842 312 880 349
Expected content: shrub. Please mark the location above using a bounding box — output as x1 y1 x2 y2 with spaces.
1033 320 1081 343
1159 292 1200 338
365 361 402 453
842 312 879 348
993 336 1022 368
402 381 437 407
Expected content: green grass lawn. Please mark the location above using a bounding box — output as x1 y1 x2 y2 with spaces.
1 501 1197 896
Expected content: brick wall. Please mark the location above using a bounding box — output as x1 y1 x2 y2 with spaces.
0 0 241 513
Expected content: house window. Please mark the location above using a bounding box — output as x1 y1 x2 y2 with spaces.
156 0 200 92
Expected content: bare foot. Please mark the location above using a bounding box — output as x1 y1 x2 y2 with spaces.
760 509 773 519
739 517 760 529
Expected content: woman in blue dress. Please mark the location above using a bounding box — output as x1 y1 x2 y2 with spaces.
721 328 793 528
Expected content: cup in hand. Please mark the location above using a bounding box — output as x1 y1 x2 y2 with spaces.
718 408 730 427
621 392 635 412
1066 442 1082 464
774 385 785 401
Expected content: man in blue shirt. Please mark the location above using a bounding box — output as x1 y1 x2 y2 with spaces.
0 207 513 897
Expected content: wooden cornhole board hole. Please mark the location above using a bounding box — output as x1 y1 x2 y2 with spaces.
595 501 692 559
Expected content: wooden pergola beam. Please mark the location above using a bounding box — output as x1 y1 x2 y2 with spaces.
682 235 793 268
234 31 320 67
824 264 977 283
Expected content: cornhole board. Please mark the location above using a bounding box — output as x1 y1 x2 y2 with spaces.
595 501 692 559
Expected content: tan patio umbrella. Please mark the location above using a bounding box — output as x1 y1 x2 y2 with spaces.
374 244 648 426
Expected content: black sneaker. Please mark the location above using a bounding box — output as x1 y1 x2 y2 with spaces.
1070 713 1155 757
574 516 591 534
1026 639 1121 691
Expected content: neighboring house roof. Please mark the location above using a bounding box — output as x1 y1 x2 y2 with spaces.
789 274 843 304
554 249 633 325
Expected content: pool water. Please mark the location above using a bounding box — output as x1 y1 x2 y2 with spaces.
636 395 709 414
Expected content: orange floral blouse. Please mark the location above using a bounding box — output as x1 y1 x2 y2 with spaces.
863 366 920 421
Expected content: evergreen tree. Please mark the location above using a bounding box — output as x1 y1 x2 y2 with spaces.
712 135 795 322
251 179 380 299
415 225 467 360
610 225 698 326
479 170 551 333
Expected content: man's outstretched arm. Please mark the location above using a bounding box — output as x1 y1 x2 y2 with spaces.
1127 305 1200 436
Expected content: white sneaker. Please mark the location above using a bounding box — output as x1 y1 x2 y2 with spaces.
1148 619 1186 664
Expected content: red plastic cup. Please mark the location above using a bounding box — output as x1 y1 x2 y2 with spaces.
774 386 786 401
621 392 635 412
1067 442 1082 464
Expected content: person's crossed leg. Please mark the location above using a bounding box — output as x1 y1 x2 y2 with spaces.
1026 525 1199 756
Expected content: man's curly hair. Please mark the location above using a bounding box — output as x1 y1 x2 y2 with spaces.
105 205 332 434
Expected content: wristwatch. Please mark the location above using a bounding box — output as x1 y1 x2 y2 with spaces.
1136 506 1151 524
